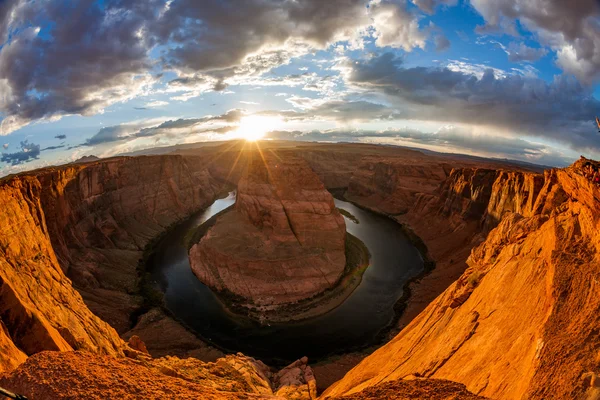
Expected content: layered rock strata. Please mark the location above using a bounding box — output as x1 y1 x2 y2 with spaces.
189 152 347 307
0 172 125 374
0 154 227 370
324 159 600 399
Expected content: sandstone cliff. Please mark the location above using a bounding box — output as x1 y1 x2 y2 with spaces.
0 154 230 373
0 172 124 374
189 151 347 308
39 155 222 333
323 159 600 399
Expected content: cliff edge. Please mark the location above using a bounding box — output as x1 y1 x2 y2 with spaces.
323 158 600 399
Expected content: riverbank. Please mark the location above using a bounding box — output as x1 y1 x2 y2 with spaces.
309 189 476 394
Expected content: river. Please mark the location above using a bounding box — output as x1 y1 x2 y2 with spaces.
146 191 424 364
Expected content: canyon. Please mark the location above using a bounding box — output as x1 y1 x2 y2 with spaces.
0 140 596 399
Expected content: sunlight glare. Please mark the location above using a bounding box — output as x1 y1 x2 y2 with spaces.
234 115 282 141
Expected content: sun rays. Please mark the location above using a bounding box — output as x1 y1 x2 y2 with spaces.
233 115 283 142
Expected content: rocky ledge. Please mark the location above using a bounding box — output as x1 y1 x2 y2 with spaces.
188 151 347 317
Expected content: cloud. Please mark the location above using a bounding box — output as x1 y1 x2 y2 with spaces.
434 35 451 51
0 0 157 135
342 52 600 152
54 134 67 140
488 40 547 63
41 145 66 151
506 42 548 62
412 0 458 14
369 0 428 51
469 0 600 83
263 99 401 122
0 0 441 133
144 101 169 108
1 140 40 165
83 109 245 146
155 0 433 98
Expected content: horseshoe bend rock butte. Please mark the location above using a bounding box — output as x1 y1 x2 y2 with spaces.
189 153 347 308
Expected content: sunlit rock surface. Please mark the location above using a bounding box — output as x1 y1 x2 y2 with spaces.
189 151 346 307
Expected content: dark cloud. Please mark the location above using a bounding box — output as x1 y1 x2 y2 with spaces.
155 0 368 73
470 0 600 83
343 52 600 152
1 140 40 165
506 42 547 63
84 109 244 146
54 134 67 140
0 0 157 134
41 145 66 151
434 35 451 51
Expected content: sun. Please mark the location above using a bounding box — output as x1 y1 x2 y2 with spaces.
234 115 282 141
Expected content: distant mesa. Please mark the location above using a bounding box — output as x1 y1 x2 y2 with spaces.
72 155 100 164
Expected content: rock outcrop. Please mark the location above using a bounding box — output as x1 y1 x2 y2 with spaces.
0 351 317 400
325 378 486 399
189 151 347 308
323 158 600 399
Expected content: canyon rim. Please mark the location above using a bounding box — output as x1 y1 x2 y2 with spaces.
2 1 600 399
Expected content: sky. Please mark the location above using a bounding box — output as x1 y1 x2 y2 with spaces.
2 0 600 176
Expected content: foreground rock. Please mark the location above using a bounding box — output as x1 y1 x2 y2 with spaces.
189 151 346 310
325 378 486 399
0 351 317 400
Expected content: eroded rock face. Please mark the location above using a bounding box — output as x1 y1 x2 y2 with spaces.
0 173 125 373
38 155 222 332
323 159 600 400
0 351 318 400
346 156 449 215
0 154 228 376
189 151 346 307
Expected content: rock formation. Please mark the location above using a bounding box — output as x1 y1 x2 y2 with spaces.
0 172 126 360
0 350 318 400
323 158 600 399
2 141 598 399
189 151 347 308
39 155 222 333
0 153 232 375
